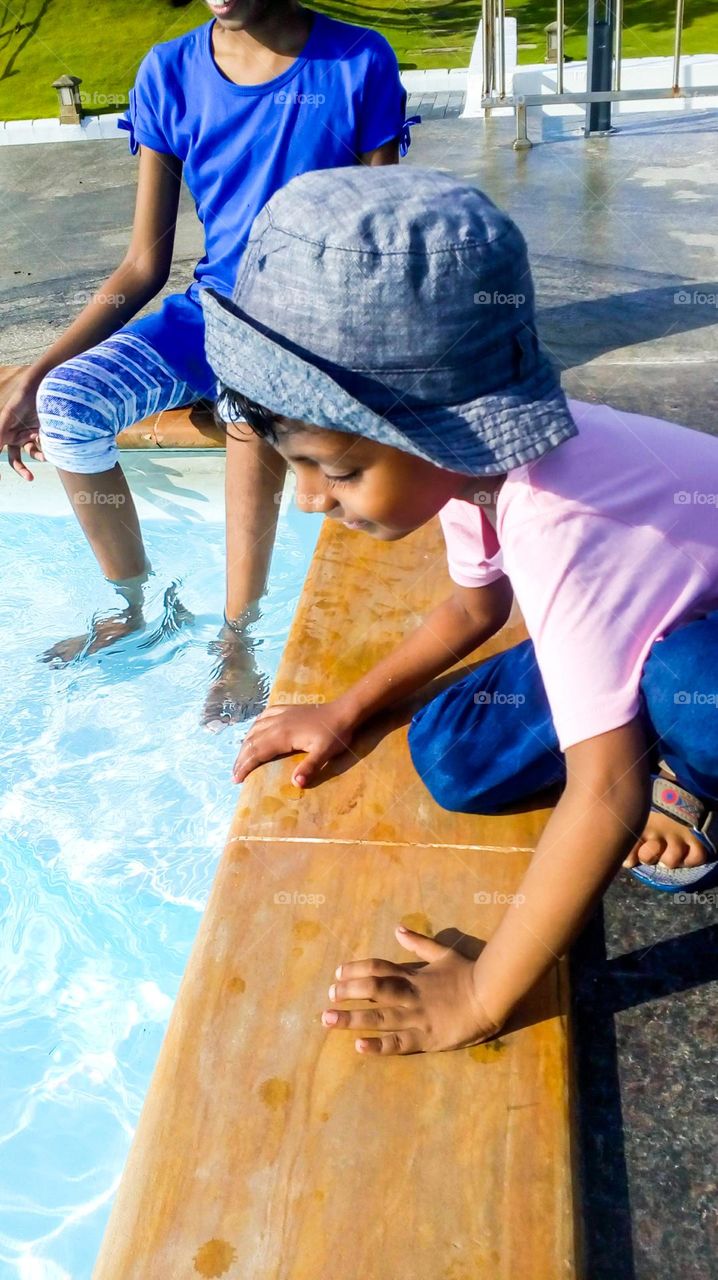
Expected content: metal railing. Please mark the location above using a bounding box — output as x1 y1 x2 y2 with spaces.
477 0 718 148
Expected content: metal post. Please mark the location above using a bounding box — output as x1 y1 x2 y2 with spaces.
613 0 623 90
585 0 614 135
482 0 495 102
556 0 565 95
672 0 685 92
497 0 506 99
513 100 532 150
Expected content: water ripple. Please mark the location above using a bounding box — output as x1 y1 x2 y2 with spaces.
0 496 319 1277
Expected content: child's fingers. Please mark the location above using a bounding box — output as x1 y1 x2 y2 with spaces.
232 738 266 782
232 720 302 782
7 445 33 482
328 974 417 1006
333 958 407 981
355 1031 423 1056
321 1004 416 1032
291 745 332 787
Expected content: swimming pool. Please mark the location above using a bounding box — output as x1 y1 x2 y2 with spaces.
0 452 319 1279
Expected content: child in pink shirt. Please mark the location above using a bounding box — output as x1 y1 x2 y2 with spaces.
201 165 718 1057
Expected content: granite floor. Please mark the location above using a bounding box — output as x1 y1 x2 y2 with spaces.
407 106 717 1280
1 101 717 1280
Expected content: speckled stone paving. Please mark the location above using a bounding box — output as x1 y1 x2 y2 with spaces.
412 103 718 1280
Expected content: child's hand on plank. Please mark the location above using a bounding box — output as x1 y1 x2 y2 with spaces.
233 701 358 787
322 925 503 1055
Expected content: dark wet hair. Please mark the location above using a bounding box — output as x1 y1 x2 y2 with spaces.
213 385 281 443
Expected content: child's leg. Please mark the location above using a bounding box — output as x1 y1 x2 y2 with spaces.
640 610 718 803
624 611 718 878
36 331 199 584
408 638 566 813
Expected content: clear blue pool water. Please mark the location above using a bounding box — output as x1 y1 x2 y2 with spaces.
0 457 318 1279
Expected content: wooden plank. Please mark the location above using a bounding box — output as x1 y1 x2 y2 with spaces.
93 517 581 1280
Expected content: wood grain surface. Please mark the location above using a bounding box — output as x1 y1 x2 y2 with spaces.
92 515 581 1280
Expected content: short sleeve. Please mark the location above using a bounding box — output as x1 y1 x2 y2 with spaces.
118 49 175 156
356 36 408 155
438 499 507 589
503 512 692 751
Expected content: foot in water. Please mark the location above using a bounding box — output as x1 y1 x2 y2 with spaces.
203 623 270 732
40 584 194 666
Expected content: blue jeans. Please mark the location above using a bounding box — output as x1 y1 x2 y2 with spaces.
408 611 718 813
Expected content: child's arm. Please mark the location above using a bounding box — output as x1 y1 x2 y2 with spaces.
469 717 650 1028
359 139 399 165
0 146 181 481
232 576 514 785
323 717 651 1054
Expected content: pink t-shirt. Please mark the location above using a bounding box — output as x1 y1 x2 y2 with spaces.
438 399 718 750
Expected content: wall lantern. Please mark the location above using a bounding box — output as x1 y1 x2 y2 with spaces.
544 22 567 63
52 74 83 125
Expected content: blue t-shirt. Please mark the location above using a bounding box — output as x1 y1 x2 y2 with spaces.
119 13 409 306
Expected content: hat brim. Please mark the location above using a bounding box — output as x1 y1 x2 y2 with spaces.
200 286 577 476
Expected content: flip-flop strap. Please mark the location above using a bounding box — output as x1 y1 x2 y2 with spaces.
651 775 718 856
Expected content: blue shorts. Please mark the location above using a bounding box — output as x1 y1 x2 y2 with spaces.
408 610 718 812
36 292 221 475
122 289 218 399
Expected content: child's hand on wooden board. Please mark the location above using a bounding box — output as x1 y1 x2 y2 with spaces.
233 700 358 787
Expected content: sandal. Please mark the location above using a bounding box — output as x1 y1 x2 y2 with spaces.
628 771 718 893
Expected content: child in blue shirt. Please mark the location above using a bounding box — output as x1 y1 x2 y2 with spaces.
0 1 413 729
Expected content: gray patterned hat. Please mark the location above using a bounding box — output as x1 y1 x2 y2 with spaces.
200 166 577 475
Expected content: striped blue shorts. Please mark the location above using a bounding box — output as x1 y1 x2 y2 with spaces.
36 292 219 475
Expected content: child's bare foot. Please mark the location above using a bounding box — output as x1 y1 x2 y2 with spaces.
622 775 713 872
40 606 146 666
203 625 270 732
40 583 194 666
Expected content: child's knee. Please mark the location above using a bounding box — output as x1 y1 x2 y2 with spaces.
408 702 514 814
642 613 718 776
35 367 120 473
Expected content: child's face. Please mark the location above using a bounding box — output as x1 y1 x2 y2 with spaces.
273 420 480 541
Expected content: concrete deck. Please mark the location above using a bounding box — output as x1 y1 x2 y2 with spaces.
1 106 717 1280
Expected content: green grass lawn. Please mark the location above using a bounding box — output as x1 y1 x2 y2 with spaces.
1 0 717 120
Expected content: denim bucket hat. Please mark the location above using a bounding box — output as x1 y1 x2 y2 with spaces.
199 166 577 474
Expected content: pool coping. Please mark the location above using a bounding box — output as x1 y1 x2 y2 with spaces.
92 514 582 1278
